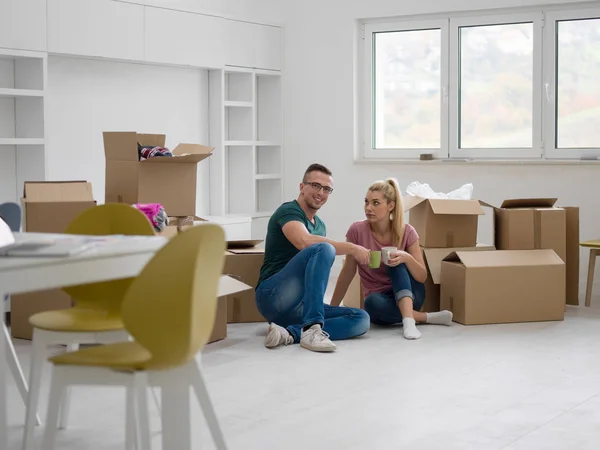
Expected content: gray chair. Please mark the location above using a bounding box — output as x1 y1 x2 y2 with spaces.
0 202 41 426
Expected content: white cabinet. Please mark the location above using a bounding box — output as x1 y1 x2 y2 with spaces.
47 0 144 61
0 0 46 52
144 7 225 68
226 20 282 71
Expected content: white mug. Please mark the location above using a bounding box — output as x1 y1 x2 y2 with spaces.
381 247 398 266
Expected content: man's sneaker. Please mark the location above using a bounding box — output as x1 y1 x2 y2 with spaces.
300 324 337 352
264 323 294 348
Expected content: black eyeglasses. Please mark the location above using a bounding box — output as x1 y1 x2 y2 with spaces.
303 181 334 194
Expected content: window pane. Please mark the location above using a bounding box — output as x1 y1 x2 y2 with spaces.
556 18 600 149
373 29 441 149
459 23 533 148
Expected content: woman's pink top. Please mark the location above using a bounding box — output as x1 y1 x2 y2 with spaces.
346 221 419 298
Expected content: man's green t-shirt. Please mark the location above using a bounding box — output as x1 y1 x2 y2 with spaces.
257 200 326 287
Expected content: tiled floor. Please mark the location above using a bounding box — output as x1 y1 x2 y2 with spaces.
6 293 600 449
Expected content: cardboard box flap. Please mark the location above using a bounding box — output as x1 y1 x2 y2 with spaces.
103 132 139 161
228 240 263 249
424 245 495 284
141 153 212 164
173 144 214 157
138 133 166 148
428 199 484 216
23 181 94 202
444 249 563 268
403 195 428 212
500 198 558 209
218 275 252 297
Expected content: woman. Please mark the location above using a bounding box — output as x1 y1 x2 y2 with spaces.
331 178 453 340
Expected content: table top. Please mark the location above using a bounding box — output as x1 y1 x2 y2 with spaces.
0 232 167 273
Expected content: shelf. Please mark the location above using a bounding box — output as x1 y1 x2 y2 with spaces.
225 141 255 146
0 88 44 98
224 101 253 108
256 141 281 146
255 174 281 180
252 211 274 218
0 138 44 145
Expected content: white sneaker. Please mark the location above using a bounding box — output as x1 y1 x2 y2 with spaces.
264 323 293 348
300 324 337 352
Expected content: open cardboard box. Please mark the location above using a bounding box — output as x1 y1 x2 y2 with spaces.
210 275 254 343
404 196 485 248
12 181 97 340
482 199 579 305
440 249 565 325
224 240 266 323
103 132 214 217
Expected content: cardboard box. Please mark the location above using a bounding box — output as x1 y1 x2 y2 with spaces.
564 207 580 305
208 276 254 344
486 198 567 262
440 249 565 325
11 181 96 339
21 181 97 233
223 240 266 323
404 196 485 247
341 270 363 309
103 132 213 217
422 244 495 313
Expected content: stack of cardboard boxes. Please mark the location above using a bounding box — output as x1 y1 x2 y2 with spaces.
343 196 580 327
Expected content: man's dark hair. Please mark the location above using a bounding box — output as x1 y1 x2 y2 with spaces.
303 163 332 181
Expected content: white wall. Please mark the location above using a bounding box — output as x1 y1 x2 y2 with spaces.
46 56 211 214
280 0 600 293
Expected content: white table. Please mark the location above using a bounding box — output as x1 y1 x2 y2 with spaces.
0 232 168 449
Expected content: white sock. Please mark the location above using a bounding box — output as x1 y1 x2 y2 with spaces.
402 318 421 340
425 310 453 326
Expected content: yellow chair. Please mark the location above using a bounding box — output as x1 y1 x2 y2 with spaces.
23 204 156 450
41 224 228 450
581 240 600 307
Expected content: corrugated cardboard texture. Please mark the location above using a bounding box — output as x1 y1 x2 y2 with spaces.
341 271 363 309
12 181 94 339
406 197 484 248
103 132 213 217
207 297 227 344
422 244 495 313
10 290 73 340
223 250 266 323
440 249 565 325
495 206 566 262
564 207 580 305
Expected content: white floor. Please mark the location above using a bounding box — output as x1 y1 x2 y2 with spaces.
6 292 600 450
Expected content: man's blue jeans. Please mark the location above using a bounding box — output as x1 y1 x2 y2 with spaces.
364 263 425 325
256 243 370 343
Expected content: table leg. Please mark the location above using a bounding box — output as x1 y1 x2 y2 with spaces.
585 249 598 307
160 367 191 450
0 291 7 450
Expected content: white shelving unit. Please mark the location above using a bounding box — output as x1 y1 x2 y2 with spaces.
0 48 47 204
209 68 282 239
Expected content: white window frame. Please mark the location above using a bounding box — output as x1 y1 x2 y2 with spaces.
544 8 600 159
362 19 449 160
448 12 544 159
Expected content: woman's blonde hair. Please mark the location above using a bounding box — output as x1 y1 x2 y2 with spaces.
368 178 405 246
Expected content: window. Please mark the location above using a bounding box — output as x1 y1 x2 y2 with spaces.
361 7 600 160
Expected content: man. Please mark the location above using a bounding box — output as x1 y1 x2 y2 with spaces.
255 163 371 352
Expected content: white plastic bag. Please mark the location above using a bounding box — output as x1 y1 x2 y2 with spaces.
405 181 473 200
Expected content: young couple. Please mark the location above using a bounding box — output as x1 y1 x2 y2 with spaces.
255 164 453 353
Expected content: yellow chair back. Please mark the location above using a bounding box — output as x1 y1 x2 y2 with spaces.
63 204 156 314
121 224 225 370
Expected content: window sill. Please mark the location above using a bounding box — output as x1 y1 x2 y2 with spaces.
354 157 600 166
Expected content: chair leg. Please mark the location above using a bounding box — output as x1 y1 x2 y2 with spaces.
125 387 137 450
58 343 79 430
133 373 151 450
189 361 228 450
585 249 597 307
41 366 67 450
160 369 191 450
23 329 48 450
4 324 42 426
